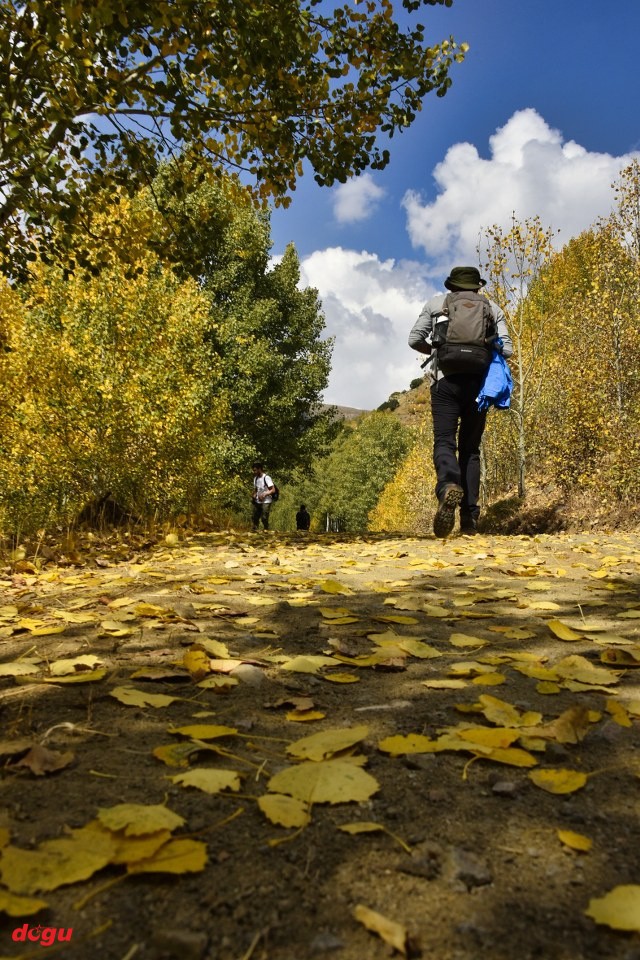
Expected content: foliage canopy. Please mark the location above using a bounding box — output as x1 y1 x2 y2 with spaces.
0 0 465 276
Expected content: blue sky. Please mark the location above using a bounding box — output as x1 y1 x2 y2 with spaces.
269 0 640 409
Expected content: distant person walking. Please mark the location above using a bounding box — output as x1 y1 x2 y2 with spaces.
296 504 311 531
251 462 276 531
408 266 512 537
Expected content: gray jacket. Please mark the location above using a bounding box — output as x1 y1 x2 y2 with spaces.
408 292 513 384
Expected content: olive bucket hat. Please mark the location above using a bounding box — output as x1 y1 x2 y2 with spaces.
444 266 487 291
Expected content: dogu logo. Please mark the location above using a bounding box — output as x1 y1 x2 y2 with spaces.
12 924 73 946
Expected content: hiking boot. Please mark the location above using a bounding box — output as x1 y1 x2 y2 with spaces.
433 484 464 538
460 517 478 535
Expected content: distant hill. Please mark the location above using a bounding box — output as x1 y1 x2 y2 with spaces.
320 403 368 421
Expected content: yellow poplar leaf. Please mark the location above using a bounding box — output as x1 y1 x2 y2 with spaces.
606 699 632 727
127 838 208 875
319 580 352 595
513 663 560 681
0 888 48 916
488 626 537 640
617 609 640 619
423 604 450 617
98 803 185 836
339 821 384 836
170 769 241 794
600 647 640 666
528 768 588 794
268 759 378 804
477 695 542 728
258 793 309 828
325 616 360 624
472 672 506 686
110 830 172 865
29 624 68 636
397 639 442 659
197 676 239 690
557 829 592 852
475 746 538 767
109 597 136 609
182 648 211 678
547 619 584 642
287 709 327 721
621 699 640 717
0 822 117 894
458 727 520 749
287 725 369 761
353 904 409 956
319 607 355 619
554 655 620 686
585 886 640 932
100 620 133 636
378 734 439 755
196 639 230 657
422 678 467 689
32 668 107 685
537 681 561 694
449 633 488 648
135 603 169 617
0 662 41 677
48 655 103 676
110 686 178 708
152 742 204 767
282 655 338 673
54 610 97 624
323 673 360 684
130 667 188 681
170 724 238 740
246 596 277 606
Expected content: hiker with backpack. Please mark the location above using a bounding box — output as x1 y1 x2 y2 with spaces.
408 266 512 538
251 461 277 531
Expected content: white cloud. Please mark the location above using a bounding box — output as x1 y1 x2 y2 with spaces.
403 108 640 265
299 247 434 409
332 173 385 224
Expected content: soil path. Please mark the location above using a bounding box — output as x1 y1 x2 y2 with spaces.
1 529 640 960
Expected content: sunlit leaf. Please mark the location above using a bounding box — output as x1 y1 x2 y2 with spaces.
170 724 238 740
287 725 369 761
268 759 379 804
110 685 179 708
127 838 208 875
557 829 592 852
353 903 409 955
528 768 588 794
547 619 583 641
0 888 48 916
585 885 640 931
98 803 185 836
170 769 241 794
258 793 309 827
0 822 117 894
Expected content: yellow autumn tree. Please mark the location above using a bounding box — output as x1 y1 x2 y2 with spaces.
0 197 231 533
368 428 436 534
538 222 640 499
480 215 557 498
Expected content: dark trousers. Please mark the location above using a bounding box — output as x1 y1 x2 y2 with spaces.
252 501 271 530
430 375 486 522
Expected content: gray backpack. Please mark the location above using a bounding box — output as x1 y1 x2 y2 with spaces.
432 291 496 376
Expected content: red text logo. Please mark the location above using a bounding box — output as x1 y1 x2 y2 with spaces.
12 924 73 947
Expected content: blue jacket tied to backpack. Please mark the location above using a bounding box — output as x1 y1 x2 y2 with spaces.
476 341 513 412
